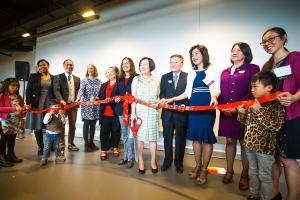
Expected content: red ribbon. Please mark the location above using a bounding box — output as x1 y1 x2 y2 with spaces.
11 92 281 126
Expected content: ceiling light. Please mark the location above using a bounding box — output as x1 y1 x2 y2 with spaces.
22 33 30 38
82 10 95 18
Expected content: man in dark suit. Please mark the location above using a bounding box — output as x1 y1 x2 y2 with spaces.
53 59 80 154
159 54 188 173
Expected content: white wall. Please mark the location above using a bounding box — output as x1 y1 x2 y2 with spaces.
3 0 298 152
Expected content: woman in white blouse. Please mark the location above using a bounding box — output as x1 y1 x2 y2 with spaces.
160 44 220 184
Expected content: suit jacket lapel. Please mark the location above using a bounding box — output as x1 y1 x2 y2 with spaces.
167 72 175 93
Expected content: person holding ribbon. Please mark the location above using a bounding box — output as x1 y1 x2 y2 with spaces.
261 27 300 200
161 45 220 184
237 72 284 200
131 57 160 174
25 59 55 156
218 42 260 190
40 99 67 166
117 57 138 168
98 66 123 160
0 78 25 166
76 64 101 152
53 59 81 155
159 54 188 174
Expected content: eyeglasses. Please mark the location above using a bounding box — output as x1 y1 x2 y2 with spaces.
260 35 281 46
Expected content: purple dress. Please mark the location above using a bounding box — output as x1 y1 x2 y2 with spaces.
218 63 260 140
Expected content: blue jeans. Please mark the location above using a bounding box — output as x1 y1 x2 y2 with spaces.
245 148 275 200
43 133 61 159
119 116 137 161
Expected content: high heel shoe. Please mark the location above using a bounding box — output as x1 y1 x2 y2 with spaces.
139 168 146 174
239 175 249 190
151 162 158 174
151 167 158 174
100 151 107 160
196 168 208 185
222 171 234 184
189 165 201 178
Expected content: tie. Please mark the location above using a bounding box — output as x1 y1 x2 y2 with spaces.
173 74 178 89
68 75 71 81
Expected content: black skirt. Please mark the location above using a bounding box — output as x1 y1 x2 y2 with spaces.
277 116 300 159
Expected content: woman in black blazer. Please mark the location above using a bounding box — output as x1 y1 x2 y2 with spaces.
25 59 55 155
98 66 124 160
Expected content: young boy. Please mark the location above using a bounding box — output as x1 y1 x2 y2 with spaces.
237 72 284 200
40 100 66 166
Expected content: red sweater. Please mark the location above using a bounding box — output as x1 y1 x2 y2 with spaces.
103 82 116 116
0 93 23 119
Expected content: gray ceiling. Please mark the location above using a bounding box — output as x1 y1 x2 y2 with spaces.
0 0 132 56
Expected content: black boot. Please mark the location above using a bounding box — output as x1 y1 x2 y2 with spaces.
0 154 14 167
7 152 23 163
38 144 44 156
84 142 93 152
34 130 44 155
90 141 99 151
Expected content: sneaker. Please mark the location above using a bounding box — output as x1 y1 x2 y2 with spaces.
55 156 66 163
127 160 134 168
68 144 79 151
40 158 48 166
16 132 25 139
247 195 260 200
119 159 128 165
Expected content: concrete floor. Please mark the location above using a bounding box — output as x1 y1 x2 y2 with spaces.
0 135 287 200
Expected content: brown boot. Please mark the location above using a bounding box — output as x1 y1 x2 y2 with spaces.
84 142 93 152
90 141 99 151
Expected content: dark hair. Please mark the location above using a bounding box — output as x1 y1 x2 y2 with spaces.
63 59 74 65
85 64 98 77
139 57 155 72
189 44 210 70
251 72 278 92
231 42 253 64
262 27 289 72
0 78 20 95
262 27 288 46
37 59 49 66
170 54 184 63
49 99 61 107
0 81 4 85
119 57 138 79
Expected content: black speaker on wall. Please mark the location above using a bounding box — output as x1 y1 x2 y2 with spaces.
15 61 30 81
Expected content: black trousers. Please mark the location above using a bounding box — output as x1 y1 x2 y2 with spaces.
100 116 120 151
83 119 97 143
162 112 188 168
0 134 17 156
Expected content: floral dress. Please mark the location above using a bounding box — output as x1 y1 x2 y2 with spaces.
1 94 22 135
77 78 102 120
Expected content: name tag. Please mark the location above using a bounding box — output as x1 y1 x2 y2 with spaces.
273 65 292 80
